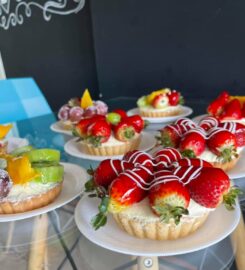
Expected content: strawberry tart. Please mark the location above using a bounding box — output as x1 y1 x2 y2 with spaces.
58 89 108 130
85 148 239 240
137 88 184 118
157 117 245 171
0 147 64 214
207 91 245 124
73 110 145 156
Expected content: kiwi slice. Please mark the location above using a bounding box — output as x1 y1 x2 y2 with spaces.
10 145 34 157
32 164 64 184
26 149 60 163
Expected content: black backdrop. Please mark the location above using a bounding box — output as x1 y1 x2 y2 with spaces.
1 0 245 110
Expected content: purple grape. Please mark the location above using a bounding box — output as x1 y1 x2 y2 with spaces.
83 106 98 117
94 101 108 115
69 106 84 123
0 170 12 199
58 105 70 121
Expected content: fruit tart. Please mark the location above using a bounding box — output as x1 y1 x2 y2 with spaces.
157 117 245 171
137 88 184 117
0 146 64 214
58 89 108 130
84 148 239 240
207 91 245 124
0 124 13 154
73 109 145 156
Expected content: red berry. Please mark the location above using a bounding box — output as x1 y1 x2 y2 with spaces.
114 120 136 142
153 147 182 170
219 99 242 120
167 90 183 106
126 115 144 133
87 120 111 146
158 124 181 147
123 150 153 171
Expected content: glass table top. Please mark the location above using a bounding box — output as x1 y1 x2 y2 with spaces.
1 97 245 270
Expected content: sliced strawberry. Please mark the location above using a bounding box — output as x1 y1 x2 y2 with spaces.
153 147 182 170
149 175 190 224
126 115 144 133
199 116 220 131
87 120 111 146
174 166 240 209
123 150 153 171
157 124 181 147
152 94 169 109
179 130 206 158
207 128 238 162
114 120 136 142
167 90 184 106
171 158 213 168
219 99 242 120
112 109 127 120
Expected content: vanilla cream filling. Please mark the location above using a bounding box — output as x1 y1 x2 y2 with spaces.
199 147 243 163
139 105 181 113
4 182 58 203
120 198 213 223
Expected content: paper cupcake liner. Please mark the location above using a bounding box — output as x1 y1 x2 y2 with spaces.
0 183 63 214
139 108 181 118
113 212 209 240
80 136 141 156
210 154 240 171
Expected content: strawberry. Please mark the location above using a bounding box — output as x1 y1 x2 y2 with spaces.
149 175 190 224
167 90 184 106
199 116 220 131
123 150 153 171
158 124 181 147
174 118 197 135
152 94 169 109
126 115 144 133
114 120 136 142
174 166 240 209
153 147 182 170
91 166 152 229
219 99 242 120
112 109 127 120
207 128 238 162
242 103 245 117
207 91 230 116
171 158 213 168
179 130 206 158
73 118 92 138
87 120 111 146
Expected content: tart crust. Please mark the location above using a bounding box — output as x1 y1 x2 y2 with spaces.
79 135 141 156
139 107 181 118
113 211 209 240
0 183 63 214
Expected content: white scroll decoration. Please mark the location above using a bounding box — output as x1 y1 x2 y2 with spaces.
0 0 85 30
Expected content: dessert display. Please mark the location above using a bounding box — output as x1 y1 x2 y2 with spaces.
207 91 245 123
137 88 184 117
0 124 13 154
0 146 64 214
157 117 245 171
73 110 145 156
84 148 239 240
58 89 108 130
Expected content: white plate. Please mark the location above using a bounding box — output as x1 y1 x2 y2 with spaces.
75 196 240 257
50 121 73 136
127 106 193 124
192 114 208 124
0 163 88 222
64 132 156 161
227 149 245 179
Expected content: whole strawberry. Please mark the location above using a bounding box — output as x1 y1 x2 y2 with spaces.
207 128 238 162
123 150 153 171
149 175 190 225
152 94 169 109
219 122 245 147
87 120 111 146
153 147 182 170
219 99 242 120
114 120 137 142
126 115 145 133
73 118 92 138
158 124 181 147
175 166 240 209
179 130 206 158
167 90 184 106
171 158 213 168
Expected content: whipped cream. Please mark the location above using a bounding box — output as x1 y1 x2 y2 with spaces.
4 182 58 203
139 105 181 113
120 198 213 223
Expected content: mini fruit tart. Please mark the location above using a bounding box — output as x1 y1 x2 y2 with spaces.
0 147 64 214
157 117 245 171
207 91 245 124
137 88 184 117
58 89 108 130
84 148 240 240
74 110 145 156
0 124 13 154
